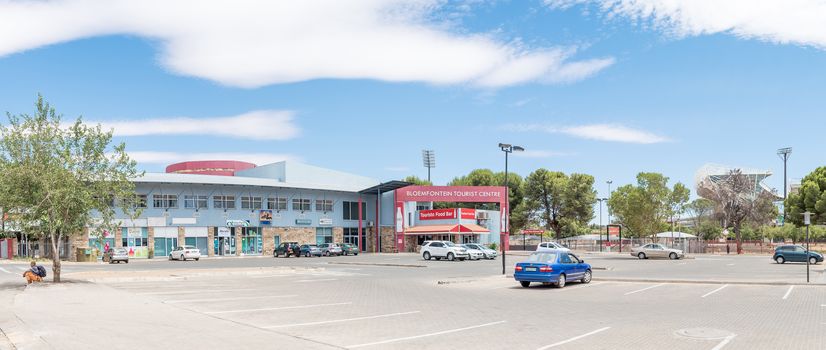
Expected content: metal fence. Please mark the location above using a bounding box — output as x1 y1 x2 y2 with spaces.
510 236 826 254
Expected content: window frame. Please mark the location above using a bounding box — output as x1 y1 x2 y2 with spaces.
213 195 236 210
184 195 208 209
315 199 333 212
152 194 178 209
267 197 288 211
241 196 263 210
292 198 312 211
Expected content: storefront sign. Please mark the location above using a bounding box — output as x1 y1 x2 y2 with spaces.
226 219 250 227
396 186 506 202
295 219 312 225
217 227 231 237
419 209 456 220
319 218 332 226
460 208 476 220
127 227 144 238
608 225 621 236
259 210 273 225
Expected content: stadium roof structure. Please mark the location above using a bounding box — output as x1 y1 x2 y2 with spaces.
694 163 781 201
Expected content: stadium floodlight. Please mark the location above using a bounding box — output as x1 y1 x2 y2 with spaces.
777 147 792 226
422 150 435 183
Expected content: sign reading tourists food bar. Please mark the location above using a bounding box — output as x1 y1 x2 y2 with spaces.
419 209 456 220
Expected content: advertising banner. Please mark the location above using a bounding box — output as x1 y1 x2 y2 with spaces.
419 209 456 220
459 208 476 220
217 227 231 237
259 210 273 225
319 218 332 226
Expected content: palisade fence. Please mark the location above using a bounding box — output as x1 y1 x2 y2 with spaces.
509 234 826 254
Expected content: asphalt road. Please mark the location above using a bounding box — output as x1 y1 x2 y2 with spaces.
1 252 825 349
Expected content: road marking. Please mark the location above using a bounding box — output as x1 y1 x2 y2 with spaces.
297 278 338 283
137 288 254 295
701 284 729 298
536 326 611 349
0 267 10 274
782 286 794 300
711 334 736 350
264 311 421 328
346 320 505 348
164 295 297 304
726 263 735 266
624 284 664 295
206 302 351 315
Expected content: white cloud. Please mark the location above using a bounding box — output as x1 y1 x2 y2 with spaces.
546 0 826 50
128 151 299 166
92 110 299 140
502 123 669 144
512 150 570 158
0 0 613 88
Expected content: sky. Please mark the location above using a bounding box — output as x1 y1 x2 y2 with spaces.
1 0 825 204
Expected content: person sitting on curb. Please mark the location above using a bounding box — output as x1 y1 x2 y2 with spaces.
23 261 46 284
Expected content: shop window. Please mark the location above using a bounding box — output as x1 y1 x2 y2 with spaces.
213 195 236 209
241 196 263 210
268 197 287 211
292 198 312 211
315 199 333 212
184 195 208 209
316 227 333 245
342 201 367 220
152 194 178 209
240 227 262 255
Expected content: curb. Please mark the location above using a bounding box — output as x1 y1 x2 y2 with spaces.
327 262 426 268
594 277 826 287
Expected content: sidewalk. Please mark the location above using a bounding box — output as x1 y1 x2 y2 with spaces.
0 281 338 350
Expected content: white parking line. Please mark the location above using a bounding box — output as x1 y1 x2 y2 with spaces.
726 263 735 266
782 286 794 300
536 326 611 349
0 267 10 274
137 288 255 295
164 295 297 304
624 284 664 295
206 302 352 315
264 311 421 328
701 285 729 298
346 320 505 348
711 334 736 350
296 278 338 283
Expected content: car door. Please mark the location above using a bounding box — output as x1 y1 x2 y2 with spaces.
567 253 583 279
651 244 666 258
431 242 446 256
791 246 806 262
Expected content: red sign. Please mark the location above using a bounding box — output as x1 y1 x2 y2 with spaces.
522 229 545 234
396 186 507 203
608 225 621 235
419 209 457 220
459 208 476 220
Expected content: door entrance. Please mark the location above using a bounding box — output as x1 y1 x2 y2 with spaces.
154 237 178 258
214 237 236 256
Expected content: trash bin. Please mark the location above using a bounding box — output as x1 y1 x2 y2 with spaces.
75 247 95 262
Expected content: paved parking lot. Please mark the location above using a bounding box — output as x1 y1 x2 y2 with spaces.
1 252 825 349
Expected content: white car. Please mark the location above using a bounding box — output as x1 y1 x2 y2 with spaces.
536 241 570 252
460 244 485 260
464 243 498 259
169 245 201 261
421 241 469 261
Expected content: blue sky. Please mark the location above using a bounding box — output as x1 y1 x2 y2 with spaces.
1 0 825 201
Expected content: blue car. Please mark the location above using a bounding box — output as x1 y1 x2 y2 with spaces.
514 250 592 288
773 245 824 264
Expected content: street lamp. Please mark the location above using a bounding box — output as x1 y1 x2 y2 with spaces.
597 198 607 252
777 147 792 226
803 211 812 283
606 180 613 224
422 150 435 183
499 143 524 275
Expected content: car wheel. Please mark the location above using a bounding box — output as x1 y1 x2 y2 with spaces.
447 252 455 261
809 257 817 265
354 253 358 256
669 252 678 260
581 270 592 284
520 281 530 288
423 252 431 260
775 256 785 264
556 274 566 288
169 254 173 261
125 260 129 264
638 252 646 259
435 257 441 261
194 258 199 261
324 251 329 257
274 252 279 258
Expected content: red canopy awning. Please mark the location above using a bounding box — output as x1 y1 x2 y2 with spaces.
404 224 490 235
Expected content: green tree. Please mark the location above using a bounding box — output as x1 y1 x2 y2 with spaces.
785 166 826 226
686 198 716 236
524 169 596 240
402 175 432 186
443 169 527 231
0 96 141 282
608 172 687 239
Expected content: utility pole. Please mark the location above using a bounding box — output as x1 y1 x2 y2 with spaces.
499 143 524 275
606 180 613 224
777 148 792 226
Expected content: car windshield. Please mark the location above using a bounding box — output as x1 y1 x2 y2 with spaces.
184 246 197 249
527 253 557 263
444 241 456 247
114 248 127 254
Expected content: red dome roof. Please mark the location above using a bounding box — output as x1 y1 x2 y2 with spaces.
165 160 256 176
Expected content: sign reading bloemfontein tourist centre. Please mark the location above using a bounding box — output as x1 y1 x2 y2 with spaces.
397 186 506 202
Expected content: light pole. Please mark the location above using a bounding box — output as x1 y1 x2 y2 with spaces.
597 198 607 252
422 150 435 184
606 180 613 224
803 211 812 283
499 143 524 275
777 148 792 226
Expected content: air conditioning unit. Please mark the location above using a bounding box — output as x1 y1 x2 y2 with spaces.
366 221 374 227
476 211 489 219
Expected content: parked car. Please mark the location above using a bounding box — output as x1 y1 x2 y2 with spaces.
105 247 129 264
460 244 485 260
420 241 469 261
169 245 201 261
300 244 323 257
514 250 592 288
318 243 343 256
464 243 498 259
630 243 684 260
274 242 301 257
773 245 824 264
340 243 359 256
536 241 570 252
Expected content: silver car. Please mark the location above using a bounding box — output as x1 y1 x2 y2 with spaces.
460 244 485 260
318 243 343 256
631 243 684 260
464 243 498 259
106 247 129 264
